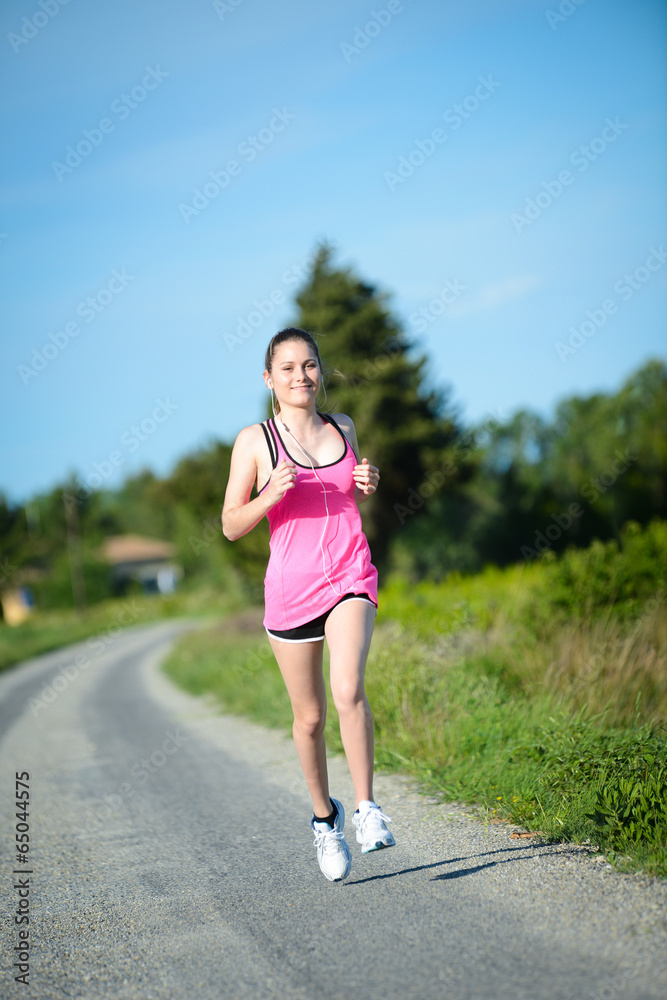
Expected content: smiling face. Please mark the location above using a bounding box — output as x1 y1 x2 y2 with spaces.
265 338 321 413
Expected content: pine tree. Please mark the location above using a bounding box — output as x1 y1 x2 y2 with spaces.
284 243 467 575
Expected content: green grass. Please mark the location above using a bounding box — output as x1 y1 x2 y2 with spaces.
163 613 667 877
164 622 293 729
162 520 667 878
8 518 666 877
0 582 244 673
364 623 666 875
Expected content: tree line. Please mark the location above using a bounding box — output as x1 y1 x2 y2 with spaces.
1 244 665 610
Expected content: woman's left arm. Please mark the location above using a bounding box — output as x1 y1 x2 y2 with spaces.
335 413 380 505
353 458 380 505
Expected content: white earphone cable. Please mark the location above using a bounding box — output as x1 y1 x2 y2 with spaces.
271 397 342 598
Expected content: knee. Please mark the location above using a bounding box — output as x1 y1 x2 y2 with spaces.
293 706 326 739
332 680 365 716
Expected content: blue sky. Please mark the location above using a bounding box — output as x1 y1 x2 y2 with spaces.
1 0 665 506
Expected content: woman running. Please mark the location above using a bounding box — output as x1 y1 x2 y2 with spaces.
222 327 395 882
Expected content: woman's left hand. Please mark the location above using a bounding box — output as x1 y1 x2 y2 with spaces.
353 457 380 495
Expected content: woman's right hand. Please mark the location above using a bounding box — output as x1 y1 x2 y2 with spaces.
266 458 298 503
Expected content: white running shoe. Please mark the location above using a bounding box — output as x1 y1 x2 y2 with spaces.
311 798 352 882
352 800 396 853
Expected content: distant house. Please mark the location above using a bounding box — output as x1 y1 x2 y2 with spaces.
0 565 46 626
0 584 35 626
98 534 182 596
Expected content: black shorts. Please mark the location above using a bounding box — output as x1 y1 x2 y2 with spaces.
265 592 377 643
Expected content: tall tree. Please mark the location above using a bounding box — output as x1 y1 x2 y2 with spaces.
544 357 667 545
150 442 268 593
284 243 468 575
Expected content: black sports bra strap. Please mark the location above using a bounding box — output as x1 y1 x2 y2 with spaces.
319 412 341 434
320 412 357 460
260 420 278 469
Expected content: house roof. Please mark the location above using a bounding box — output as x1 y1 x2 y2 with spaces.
98 534 176 565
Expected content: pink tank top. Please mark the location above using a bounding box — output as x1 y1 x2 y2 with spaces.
258 414 378 630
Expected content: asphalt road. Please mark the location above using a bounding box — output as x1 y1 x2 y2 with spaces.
1 618 666 1000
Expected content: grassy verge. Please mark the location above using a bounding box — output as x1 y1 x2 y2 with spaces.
162 524 667 878
0 582 244 673
163 611 667 878
8 519 666 876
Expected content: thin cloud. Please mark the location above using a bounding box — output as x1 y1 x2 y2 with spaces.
449 275 542 316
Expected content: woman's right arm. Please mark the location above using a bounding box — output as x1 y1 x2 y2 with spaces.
221 425 295 541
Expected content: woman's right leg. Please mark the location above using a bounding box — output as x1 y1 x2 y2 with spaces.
266 635 331 817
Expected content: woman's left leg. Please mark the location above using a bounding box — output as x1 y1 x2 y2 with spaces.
324 599 377 808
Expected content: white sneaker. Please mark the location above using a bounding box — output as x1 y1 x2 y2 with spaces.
352 800 396 853
311 798 351 882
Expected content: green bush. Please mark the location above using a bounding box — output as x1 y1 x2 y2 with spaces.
30 549 114 610
159 519 667 877
535 518 667 622
586 737 667 855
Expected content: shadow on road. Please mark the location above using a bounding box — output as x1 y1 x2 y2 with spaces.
344 842 561 886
